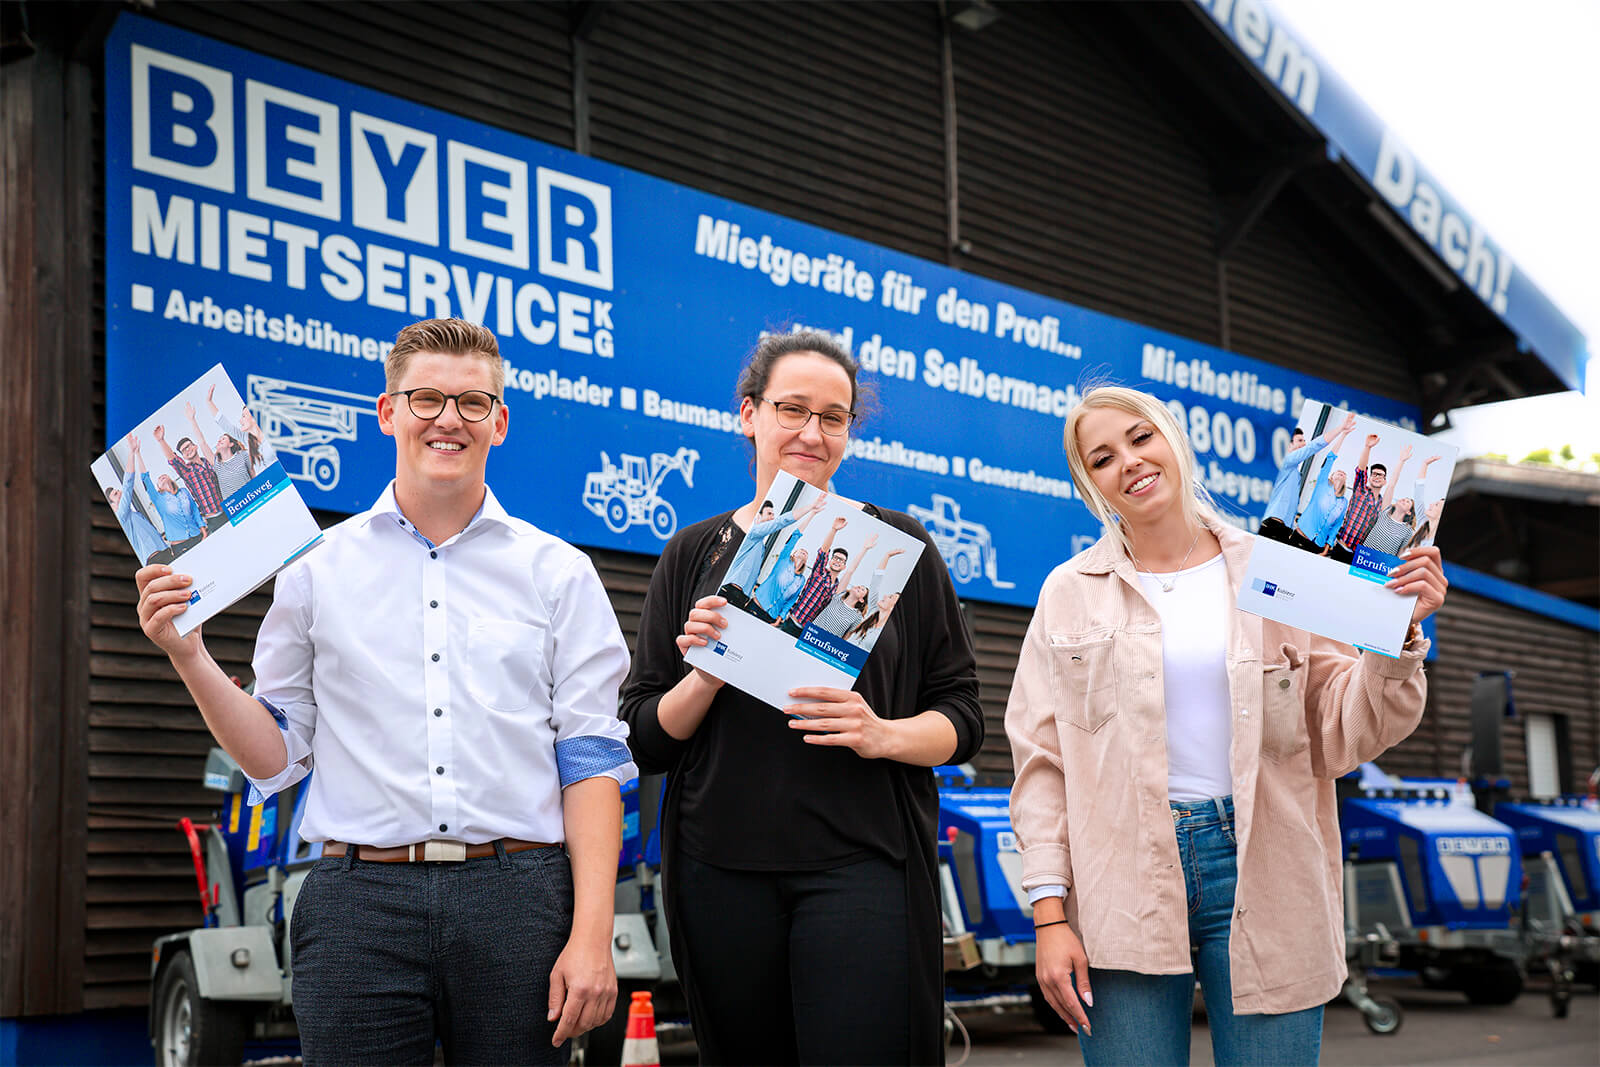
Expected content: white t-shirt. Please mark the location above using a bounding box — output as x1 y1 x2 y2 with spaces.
1136 553 1234 802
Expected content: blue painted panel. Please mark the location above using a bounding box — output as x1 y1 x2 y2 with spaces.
106 14 1423 610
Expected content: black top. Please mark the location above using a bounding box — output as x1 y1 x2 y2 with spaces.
620 504 983 1065
621 506 984 869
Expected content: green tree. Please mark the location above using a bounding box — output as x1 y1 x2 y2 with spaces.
1521 447 1554 465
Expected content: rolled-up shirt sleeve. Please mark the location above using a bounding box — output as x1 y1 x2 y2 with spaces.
245 564 318 803
549 554 637 788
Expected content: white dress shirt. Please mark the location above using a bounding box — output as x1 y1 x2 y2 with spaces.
246 482 636 847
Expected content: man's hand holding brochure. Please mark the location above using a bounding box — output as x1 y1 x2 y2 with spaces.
92 364 323 637
1239 398 1456 656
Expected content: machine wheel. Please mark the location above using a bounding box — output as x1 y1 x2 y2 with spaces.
580 979 650 1065
952 550 975 583
307 445 340 491
153 948 249 1067
1461 963 1523 1006
1028 986 1074 1035
602 496 630 534
1418 965 1454 990
1363 995 1403 1035
648 500 677 540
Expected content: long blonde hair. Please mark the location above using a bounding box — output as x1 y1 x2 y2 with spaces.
1062 386 1224 559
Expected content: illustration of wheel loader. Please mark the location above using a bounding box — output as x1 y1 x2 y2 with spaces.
582 447 699 540
907 494 1013 587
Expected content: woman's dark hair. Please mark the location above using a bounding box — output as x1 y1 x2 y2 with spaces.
244 430 263 476
735 330 871 416
844 609 880 643
1405 520 1432 552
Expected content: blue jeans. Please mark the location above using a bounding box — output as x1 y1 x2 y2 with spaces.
1079 797 1323 1066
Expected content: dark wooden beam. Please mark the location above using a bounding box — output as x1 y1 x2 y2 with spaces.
0 2 93 1016
1215 146 1323 260
569 2 605 156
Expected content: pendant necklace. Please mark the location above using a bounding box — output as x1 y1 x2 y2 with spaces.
1130 527 1203 593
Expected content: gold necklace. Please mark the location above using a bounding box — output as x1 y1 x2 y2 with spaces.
1129 527 1203 593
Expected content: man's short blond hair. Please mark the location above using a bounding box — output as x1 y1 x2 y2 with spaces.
384 318 505 395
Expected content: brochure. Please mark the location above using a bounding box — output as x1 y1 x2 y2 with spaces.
1237 399 1458 657
685 471 927 708
93 364 324 636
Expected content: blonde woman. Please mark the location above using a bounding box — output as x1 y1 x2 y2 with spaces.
1006 386 1447 1066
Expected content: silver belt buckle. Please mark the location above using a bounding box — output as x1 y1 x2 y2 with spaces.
422 840 467 862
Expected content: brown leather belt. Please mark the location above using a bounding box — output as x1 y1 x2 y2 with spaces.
323 838 556 863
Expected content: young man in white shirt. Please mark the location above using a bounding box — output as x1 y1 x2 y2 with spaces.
135 318 633 1064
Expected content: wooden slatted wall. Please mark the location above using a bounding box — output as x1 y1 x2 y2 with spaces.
1225 196 1421 403
1383 589 1600 787
38 0 1591 1013
949 5 1222 345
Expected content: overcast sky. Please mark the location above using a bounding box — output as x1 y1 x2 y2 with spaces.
1267 0 1598 458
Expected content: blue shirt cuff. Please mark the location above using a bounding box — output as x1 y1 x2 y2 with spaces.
245 696 291 806
555 736 636 788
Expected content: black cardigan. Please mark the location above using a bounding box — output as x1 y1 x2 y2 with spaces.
620 505 983 1064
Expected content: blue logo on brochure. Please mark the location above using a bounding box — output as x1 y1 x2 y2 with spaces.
1349 546 1401 584
1251 578 1277 596
713 642 729 656
188 591 201 604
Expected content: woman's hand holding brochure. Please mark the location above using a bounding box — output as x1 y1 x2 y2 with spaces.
1384 544 1448 624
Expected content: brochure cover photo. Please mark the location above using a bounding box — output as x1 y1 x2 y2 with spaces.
685 471 927 709
93 364 324 636
1238 399 1458 657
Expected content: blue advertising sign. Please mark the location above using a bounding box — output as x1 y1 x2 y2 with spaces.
1193 0 1590 394
106 14 1422 609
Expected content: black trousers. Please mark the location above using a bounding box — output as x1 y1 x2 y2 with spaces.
1287 528 1322 554
1329 542 1356 564
1256 517 1295 544
290 844 574 1065
202 511 230 535
672 851 912 1065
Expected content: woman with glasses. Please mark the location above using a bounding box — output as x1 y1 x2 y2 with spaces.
1006 386 1446 1066
620 331 983 1065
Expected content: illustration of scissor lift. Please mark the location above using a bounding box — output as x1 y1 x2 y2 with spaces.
246 375 376 492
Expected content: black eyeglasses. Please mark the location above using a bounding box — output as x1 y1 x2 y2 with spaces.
389 388 500 422
760 397 856 436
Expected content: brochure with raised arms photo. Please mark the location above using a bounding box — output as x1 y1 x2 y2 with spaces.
684 471 927 709
1237 399 1458 657
92 364 324 636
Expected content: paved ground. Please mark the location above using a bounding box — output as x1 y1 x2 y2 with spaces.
655 978 1597 1066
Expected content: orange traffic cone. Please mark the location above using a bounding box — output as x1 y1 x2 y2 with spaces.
620 990 660 1067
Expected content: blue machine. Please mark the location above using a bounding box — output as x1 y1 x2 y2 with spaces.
931 766 1071 1029
1495 799 1600 917
1493 797 1600 1001
1343 788 1522 930
1340 766 1526 1006
936 766 1034 953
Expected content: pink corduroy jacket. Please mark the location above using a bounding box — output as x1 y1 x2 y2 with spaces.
1006 520 1428 1015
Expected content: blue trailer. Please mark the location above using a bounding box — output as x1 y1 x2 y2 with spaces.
1341 770 1527 1007
1493 796 1600 1011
